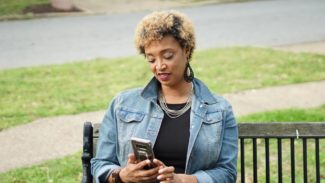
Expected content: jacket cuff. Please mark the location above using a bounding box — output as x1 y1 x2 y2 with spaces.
96 165 119 183
192 170 214 183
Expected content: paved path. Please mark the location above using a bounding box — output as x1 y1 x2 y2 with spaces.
0 81 324 173
225 81 325 116
1 0 325 69
274 41 325 54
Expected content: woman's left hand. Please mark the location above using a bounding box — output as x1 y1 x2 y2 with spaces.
153 159 181 183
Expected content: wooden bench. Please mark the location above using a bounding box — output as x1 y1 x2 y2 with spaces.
81 122 325 183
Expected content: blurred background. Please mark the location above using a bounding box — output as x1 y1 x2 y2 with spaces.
0 0 324 182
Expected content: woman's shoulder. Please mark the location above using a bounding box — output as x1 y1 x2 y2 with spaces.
110 87 148 105
213 93 231 107
110 87 142 102
213 94 230 105
194 78 232 108
117 87 143 97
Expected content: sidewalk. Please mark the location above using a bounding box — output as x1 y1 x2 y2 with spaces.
72 0 183 14
72 0 228 14
274 41 325 55
0 80 324 173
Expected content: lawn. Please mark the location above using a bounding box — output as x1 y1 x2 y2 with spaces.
0 106 324 183
238 105 325 122
1 47 325 130
0 0 49 16
0 151 82 183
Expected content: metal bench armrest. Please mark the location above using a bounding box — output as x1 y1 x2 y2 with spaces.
81 122 93 183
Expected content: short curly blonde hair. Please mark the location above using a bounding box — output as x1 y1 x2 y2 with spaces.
134 10 196 60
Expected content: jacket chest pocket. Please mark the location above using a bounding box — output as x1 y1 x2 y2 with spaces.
194 111 223 168
202 111 223 139
117 108 145 164
117 109 145 139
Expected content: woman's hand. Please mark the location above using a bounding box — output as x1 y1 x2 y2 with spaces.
153 159 198 183
119 154 159 183
154 159 179 183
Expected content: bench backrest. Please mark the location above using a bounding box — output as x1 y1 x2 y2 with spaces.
82 122 325 183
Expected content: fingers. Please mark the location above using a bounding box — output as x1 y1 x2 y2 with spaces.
136 159 152 169
157 173 174 180
157 166 175 182
134 164 160 182
153 158 165 167
158 166 175 174
159 176 175 183
138 171 159 182
127 153 136 164
123 157 165 183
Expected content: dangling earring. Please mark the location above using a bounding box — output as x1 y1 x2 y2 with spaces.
184 62 194 82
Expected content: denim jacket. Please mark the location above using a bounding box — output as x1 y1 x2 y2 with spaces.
91 78 238 183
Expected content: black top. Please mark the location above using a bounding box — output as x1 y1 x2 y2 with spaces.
153 103 191 173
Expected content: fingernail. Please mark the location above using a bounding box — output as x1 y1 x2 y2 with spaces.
157 175 162 180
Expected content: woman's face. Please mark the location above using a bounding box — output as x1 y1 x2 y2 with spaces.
144 35 189 88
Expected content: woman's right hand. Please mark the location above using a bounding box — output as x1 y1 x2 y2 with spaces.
119 154 159 183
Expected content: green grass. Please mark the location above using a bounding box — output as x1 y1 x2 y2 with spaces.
0 152 82 183
1 47 325 130
0 0 49 16
0 107 324 183
196 47 325 93
238 105 325 122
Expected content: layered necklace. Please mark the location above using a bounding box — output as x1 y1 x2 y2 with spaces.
158 83 194 118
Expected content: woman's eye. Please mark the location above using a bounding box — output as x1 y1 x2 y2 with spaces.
164 54 174 60
148 59 155 63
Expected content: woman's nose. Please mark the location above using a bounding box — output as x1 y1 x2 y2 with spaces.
156 62 166 70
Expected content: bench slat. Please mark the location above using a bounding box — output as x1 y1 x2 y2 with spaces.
93 122 325 138
238 122 325 138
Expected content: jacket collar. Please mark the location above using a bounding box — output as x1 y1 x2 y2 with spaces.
192 78 218 105
140 77 218 104
140 77 159 102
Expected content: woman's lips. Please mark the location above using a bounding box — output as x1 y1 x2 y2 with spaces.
157 73 170 81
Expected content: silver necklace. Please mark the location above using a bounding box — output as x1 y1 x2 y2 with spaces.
158 83 193 118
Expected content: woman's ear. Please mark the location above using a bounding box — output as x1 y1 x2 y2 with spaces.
184 48 190 60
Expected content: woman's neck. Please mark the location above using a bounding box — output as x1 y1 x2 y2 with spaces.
160 82 193 104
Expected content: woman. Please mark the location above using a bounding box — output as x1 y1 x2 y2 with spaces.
91 11 238 183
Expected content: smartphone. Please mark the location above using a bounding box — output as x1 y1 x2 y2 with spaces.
130 137 155 169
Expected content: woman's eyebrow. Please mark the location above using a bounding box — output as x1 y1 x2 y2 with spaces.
161 48 174 54
145 48 174 57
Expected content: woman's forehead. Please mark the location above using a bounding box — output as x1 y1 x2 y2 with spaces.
144 36 181 55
